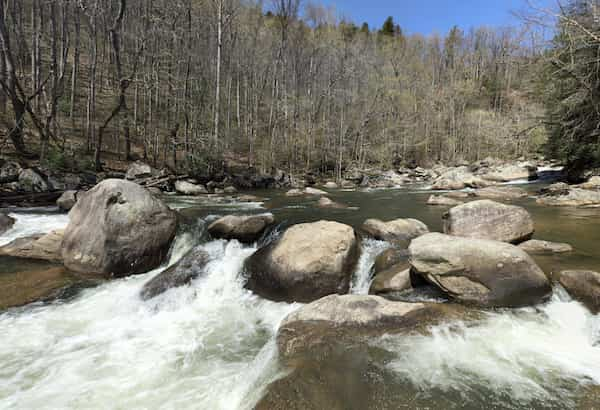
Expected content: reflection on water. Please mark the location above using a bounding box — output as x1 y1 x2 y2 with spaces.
1 183 600 409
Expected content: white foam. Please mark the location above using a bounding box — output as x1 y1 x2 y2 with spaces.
0 238 298 409
350 239 391 294
379 289 600 405
0 213 69 246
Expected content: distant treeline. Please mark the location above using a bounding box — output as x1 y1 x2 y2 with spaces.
0 0 592 178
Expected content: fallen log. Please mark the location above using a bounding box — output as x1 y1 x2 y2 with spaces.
0 191 64 207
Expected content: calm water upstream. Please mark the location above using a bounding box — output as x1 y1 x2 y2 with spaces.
1 181 600 409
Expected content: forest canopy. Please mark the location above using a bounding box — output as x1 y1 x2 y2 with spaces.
0 0 595 179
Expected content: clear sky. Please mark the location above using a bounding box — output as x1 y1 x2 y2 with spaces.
318 0 554 35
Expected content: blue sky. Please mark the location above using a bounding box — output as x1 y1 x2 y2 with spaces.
318 0 555 35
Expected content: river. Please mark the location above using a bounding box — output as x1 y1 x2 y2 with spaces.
1 180 600 409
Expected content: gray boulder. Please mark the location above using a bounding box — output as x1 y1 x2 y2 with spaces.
175 180 208 195
56 190 78 211
409 233 551 307
208 213 275 243
558 270 600 313
0 212 15 235
0 161 22 183
18 168 49 192
369 266 412 296
61 179 178 277
244 221 360 303
373 248 409 273
482 164 537 182
519 239 573 255
362 218 429 246
140 247 210 300
443 199 534 244
432 166 492 190
125 161 156 180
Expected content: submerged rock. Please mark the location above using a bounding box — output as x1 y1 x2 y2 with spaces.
576 176 600 190
208 213 275 243
285 189 304 197
0 230 64 262
244 221 360 303
56 190 78 211
61 179 178 277
443 200 534 244
409 233 551 307
427 195 463 206
276 294 468 359
317 197 348 209
558 270 600 314
473 186 528 200
140 247 210 300
0 212 15 235
0 267 74 310
175 180 208 195
519 239 573 255
361 218 428 246
305 187 328 196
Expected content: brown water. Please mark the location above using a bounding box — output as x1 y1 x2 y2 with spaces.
1 182 600 409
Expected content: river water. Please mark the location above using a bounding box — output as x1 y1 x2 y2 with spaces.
1 181 600 409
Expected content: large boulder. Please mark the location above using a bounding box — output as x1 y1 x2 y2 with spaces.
0 230 64 262
207 213 275 243
537 188 600 207
125 161 156 180
558 270 600 314
0 212 15 235
409 233 551 307
519 239 573 255
56 190 78 211
482 164 537 182
432 166 492 190
361 218 429 246
443 200 534 244
244 221 360 303
140 247 210 300
61 179 178 277
473 186 528 200
276 294 468 359
175 180 208 195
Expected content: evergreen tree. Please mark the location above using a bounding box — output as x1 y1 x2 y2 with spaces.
380 16 395 36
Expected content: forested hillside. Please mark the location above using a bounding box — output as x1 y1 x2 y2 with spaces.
0 0 589 179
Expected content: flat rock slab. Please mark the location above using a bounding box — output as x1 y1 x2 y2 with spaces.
0 230 64 262
519 239 573 255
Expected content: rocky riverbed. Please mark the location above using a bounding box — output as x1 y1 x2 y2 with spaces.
2 157 600 409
